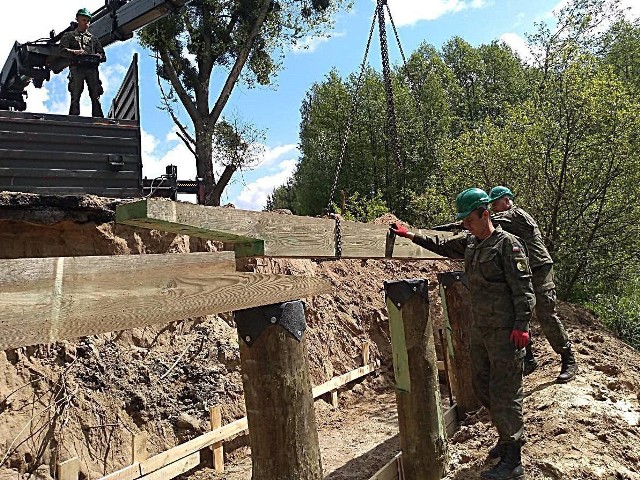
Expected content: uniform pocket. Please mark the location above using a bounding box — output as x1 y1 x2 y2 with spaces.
478 249 504 282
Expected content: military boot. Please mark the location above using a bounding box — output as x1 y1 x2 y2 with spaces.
523 342 538 376
481 442 525 480
557 344 577 383
487 441 507 459
91 99 104 118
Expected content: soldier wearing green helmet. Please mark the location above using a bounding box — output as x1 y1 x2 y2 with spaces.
489 185 577 384
59 7 106 117
390 187 534 480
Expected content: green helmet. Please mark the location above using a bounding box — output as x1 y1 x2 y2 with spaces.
76 8 92 20
488 185 514 203
455 188 490 220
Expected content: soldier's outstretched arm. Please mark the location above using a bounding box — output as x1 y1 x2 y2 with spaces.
390 223 467 259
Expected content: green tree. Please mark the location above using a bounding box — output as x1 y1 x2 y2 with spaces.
139 0 345 205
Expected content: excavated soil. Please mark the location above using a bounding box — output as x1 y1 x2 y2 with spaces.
0 195 639 480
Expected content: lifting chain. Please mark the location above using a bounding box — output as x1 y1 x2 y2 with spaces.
326 7 378 213
377 0 403 171
328 212 343 258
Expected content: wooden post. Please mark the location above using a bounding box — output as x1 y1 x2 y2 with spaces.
210 406 224 473
438 272 481 416
384 279 447 480
330 390 339 409
235 300 322 480
57 457 80 480
362 342 370 366
131 432 148 464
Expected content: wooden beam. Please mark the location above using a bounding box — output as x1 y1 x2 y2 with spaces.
139 452 200 480
115 198 445 259
0 252 331 350
311 364 376 398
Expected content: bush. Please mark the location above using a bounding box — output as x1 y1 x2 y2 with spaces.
587 293 640 351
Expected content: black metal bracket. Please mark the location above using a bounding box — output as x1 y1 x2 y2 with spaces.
235 300 307 347
107 154 124 171
383 279 429 308
437 271 469 289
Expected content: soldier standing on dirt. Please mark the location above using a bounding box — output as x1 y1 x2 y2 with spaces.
489 186 577 384
59 8 106 117
390 188 533 480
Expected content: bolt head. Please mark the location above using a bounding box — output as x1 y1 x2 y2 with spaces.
412 286 417 292
245 336 251 342
270 317 277 324
397 302 401 308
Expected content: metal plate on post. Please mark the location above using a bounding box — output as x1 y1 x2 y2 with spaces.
437 271 468 289
235 300 307 347
384 278 428 309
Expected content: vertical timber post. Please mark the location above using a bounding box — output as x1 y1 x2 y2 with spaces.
384 279 447 479
235 300 322 480
131 432 148 464
57 457 79 480
210 406 224 473
438 272 481 416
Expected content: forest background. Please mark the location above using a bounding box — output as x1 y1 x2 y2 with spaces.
265 0 640 349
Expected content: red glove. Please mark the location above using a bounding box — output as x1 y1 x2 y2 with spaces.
390 223 411 238
510 330 530 349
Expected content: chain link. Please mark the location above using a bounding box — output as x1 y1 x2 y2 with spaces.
326 8 378 213
328 213 343 258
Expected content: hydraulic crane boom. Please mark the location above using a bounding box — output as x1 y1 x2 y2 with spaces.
0 0 189 111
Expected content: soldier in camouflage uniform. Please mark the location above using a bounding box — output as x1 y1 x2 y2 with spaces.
489 186 577 384
391 188 533 480
59 8 106 117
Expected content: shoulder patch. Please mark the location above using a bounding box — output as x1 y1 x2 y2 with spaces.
516 259 528 272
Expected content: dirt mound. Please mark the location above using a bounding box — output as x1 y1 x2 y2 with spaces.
0 198 638 480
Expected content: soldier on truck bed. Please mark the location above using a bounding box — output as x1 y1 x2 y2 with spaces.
59 8 106 117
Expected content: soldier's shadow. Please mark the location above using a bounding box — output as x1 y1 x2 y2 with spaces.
524 379 556 397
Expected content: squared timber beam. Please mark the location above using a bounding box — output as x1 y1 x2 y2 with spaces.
116 199 444 259
0 252 331 351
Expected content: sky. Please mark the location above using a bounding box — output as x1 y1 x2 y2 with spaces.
1 0 638 210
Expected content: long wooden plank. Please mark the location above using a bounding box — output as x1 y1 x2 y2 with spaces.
139 452 200 480
0 252 331 350
115 199 445 259
100 363 380 480
312 364 376 398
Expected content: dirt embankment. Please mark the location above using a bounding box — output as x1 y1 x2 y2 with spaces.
1 195 639 480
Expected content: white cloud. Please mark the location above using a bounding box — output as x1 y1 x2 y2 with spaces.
292 32 345 54
379 0 488 27
621 0 640 20
500 33 537 65
258 143 298 167
235 158 297 211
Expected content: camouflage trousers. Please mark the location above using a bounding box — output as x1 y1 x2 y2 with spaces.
532 264 570 354
68 66 104 117
470 326 524 444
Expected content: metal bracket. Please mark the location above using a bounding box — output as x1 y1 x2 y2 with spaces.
235 300 307 347
383 279 428 308
107 154 124 171
437 271 469 289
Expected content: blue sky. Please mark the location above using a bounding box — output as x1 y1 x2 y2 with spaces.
1 0 638 209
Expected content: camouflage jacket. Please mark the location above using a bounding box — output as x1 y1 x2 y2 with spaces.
491 206 552 268
412 226 535 331
59 29 106 65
